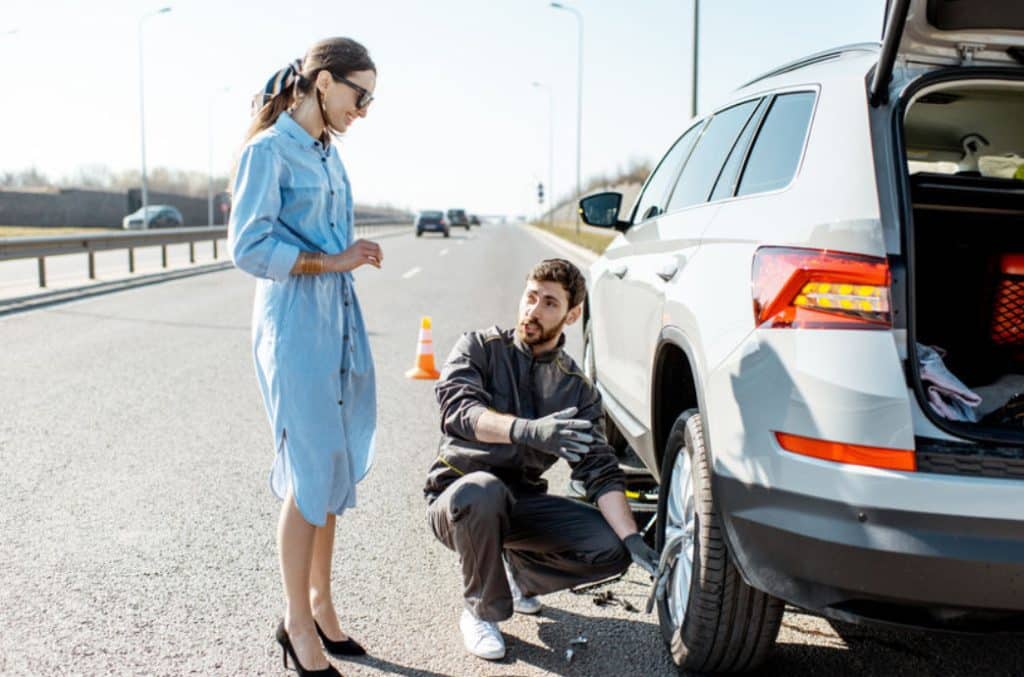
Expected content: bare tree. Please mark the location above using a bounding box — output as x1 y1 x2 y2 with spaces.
0 167 52 189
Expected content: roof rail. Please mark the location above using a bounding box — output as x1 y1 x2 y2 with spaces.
737 42 880 90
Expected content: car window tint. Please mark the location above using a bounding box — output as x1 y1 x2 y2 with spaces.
709 98 768 201
632 123 702 224
667 100 759 211
736 92 816 197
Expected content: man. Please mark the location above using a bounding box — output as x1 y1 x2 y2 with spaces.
424 258 659 661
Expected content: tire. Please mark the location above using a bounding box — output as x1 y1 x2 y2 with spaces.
444 230 450 238
655 409 783 674
416 230 422 237
582 319 628 454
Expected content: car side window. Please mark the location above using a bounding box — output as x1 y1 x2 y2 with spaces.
709 98 768 201
736 92 816 197
666 99 759 212
631 123 703 225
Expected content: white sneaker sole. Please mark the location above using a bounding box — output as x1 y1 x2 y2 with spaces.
464 642 506 661
513 598 542 615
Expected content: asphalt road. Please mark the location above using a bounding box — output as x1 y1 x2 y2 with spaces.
1 223 1021 676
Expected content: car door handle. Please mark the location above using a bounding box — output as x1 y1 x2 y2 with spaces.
610 263 628 279
657 260 680 282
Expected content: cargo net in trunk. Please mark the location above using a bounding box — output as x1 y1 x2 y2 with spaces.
991 255 1024 346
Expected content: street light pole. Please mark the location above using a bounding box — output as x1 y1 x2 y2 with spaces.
208 86 230 227
138 7 171 229
550 2 583 235
532 82 554 229
692 0 700 118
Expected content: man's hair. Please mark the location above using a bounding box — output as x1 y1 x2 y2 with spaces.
528 258 586 308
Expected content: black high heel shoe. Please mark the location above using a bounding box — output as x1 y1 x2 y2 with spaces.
314 621 367 657
275 621 341 676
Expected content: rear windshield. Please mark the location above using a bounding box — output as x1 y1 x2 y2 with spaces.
420 211 443 219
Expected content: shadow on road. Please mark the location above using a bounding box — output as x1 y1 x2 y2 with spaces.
506 604 671 676
340 656 452 677
761 608 1024 676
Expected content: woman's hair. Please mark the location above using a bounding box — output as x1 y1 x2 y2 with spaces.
244 37 375 146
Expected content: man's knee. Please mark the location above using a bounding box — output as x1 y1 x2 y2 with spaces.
447 472 512 523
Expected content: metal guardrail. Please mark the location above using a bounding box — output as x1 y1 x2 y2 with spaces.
0 220 411 288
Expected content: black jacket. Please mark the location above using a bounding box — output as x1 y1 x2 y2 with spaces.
424 326 625 503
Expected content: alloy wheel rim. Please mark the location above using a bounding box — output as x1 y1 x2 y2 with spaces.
664 444 696 630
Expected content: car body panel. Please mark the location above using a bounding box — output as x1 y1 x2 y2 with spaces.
893 0 1024 68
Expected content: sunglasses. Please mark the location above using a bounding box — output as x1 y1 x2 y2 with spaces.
330 73 374 110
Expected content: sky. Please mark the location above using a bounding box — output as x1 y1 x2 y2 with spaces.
1 0 887 216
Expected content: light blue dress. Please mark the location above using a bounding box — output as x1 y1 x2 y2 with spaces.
228 112 377 527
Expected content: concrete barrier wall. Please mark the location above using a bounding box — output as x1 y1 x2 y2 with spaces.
0 188 218 228
0 187 410 229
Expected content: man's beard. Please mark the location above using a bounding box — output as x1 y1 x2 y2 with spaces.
517 315 567 346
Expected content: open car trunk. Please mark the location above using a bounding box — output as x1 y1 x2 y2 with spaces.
903 80 1024 438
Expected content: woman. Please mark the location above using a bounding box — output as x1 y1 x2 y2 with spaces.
228 37 381 676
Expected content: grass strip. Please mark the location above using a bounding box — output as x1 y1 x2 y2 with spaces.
0 226 120 237
531 221 616 255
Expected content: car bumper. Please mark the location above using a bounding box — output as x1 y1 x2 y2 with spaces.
417 224 447 232
716 473 1024 630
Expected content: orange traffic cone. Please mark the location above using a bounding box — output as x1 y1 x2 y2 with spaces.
405 316 441 380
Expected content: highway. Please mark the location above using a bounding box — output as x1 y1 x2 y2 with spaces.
1 223 1021 675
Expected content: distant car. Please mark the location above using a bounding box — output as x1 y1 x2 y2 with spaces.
122 205 184 230
446 208 470 230
415 210 450 238
469 214 481 226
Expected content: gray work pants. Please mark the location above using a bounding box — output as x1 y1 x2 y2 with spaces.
427 471 632 622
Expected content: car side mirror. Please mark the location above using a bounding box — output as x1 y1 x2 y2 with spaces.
579 192 629 230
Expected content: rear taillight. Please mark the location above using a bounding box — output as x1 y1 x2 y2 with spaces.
752 247 891 329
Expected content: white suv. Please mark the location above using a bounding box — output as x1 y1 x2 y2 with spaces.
580 1 1024 672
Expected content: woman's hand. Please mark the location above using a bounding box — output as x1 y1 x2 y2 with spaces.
331 239 383 272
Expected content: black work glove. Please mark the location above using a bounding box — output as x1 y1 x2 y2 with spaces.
624 533 659 576
510 406 594 462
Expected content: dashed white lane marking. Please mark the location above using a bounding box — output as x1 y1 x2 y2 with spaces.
401 266 422 280
456 241 465 246
439 249 449 256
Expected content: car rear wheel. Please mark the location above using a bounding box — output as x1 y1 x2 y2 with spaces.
416 230 422 237
656 409 782 674
444 230 450 238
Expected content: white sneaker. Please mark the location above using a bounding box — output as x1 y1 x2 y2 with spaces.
505 560 542 615
459 609 505 660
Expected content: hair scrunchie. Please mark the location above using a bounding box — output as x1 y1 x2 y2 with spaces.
250 58 304 115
